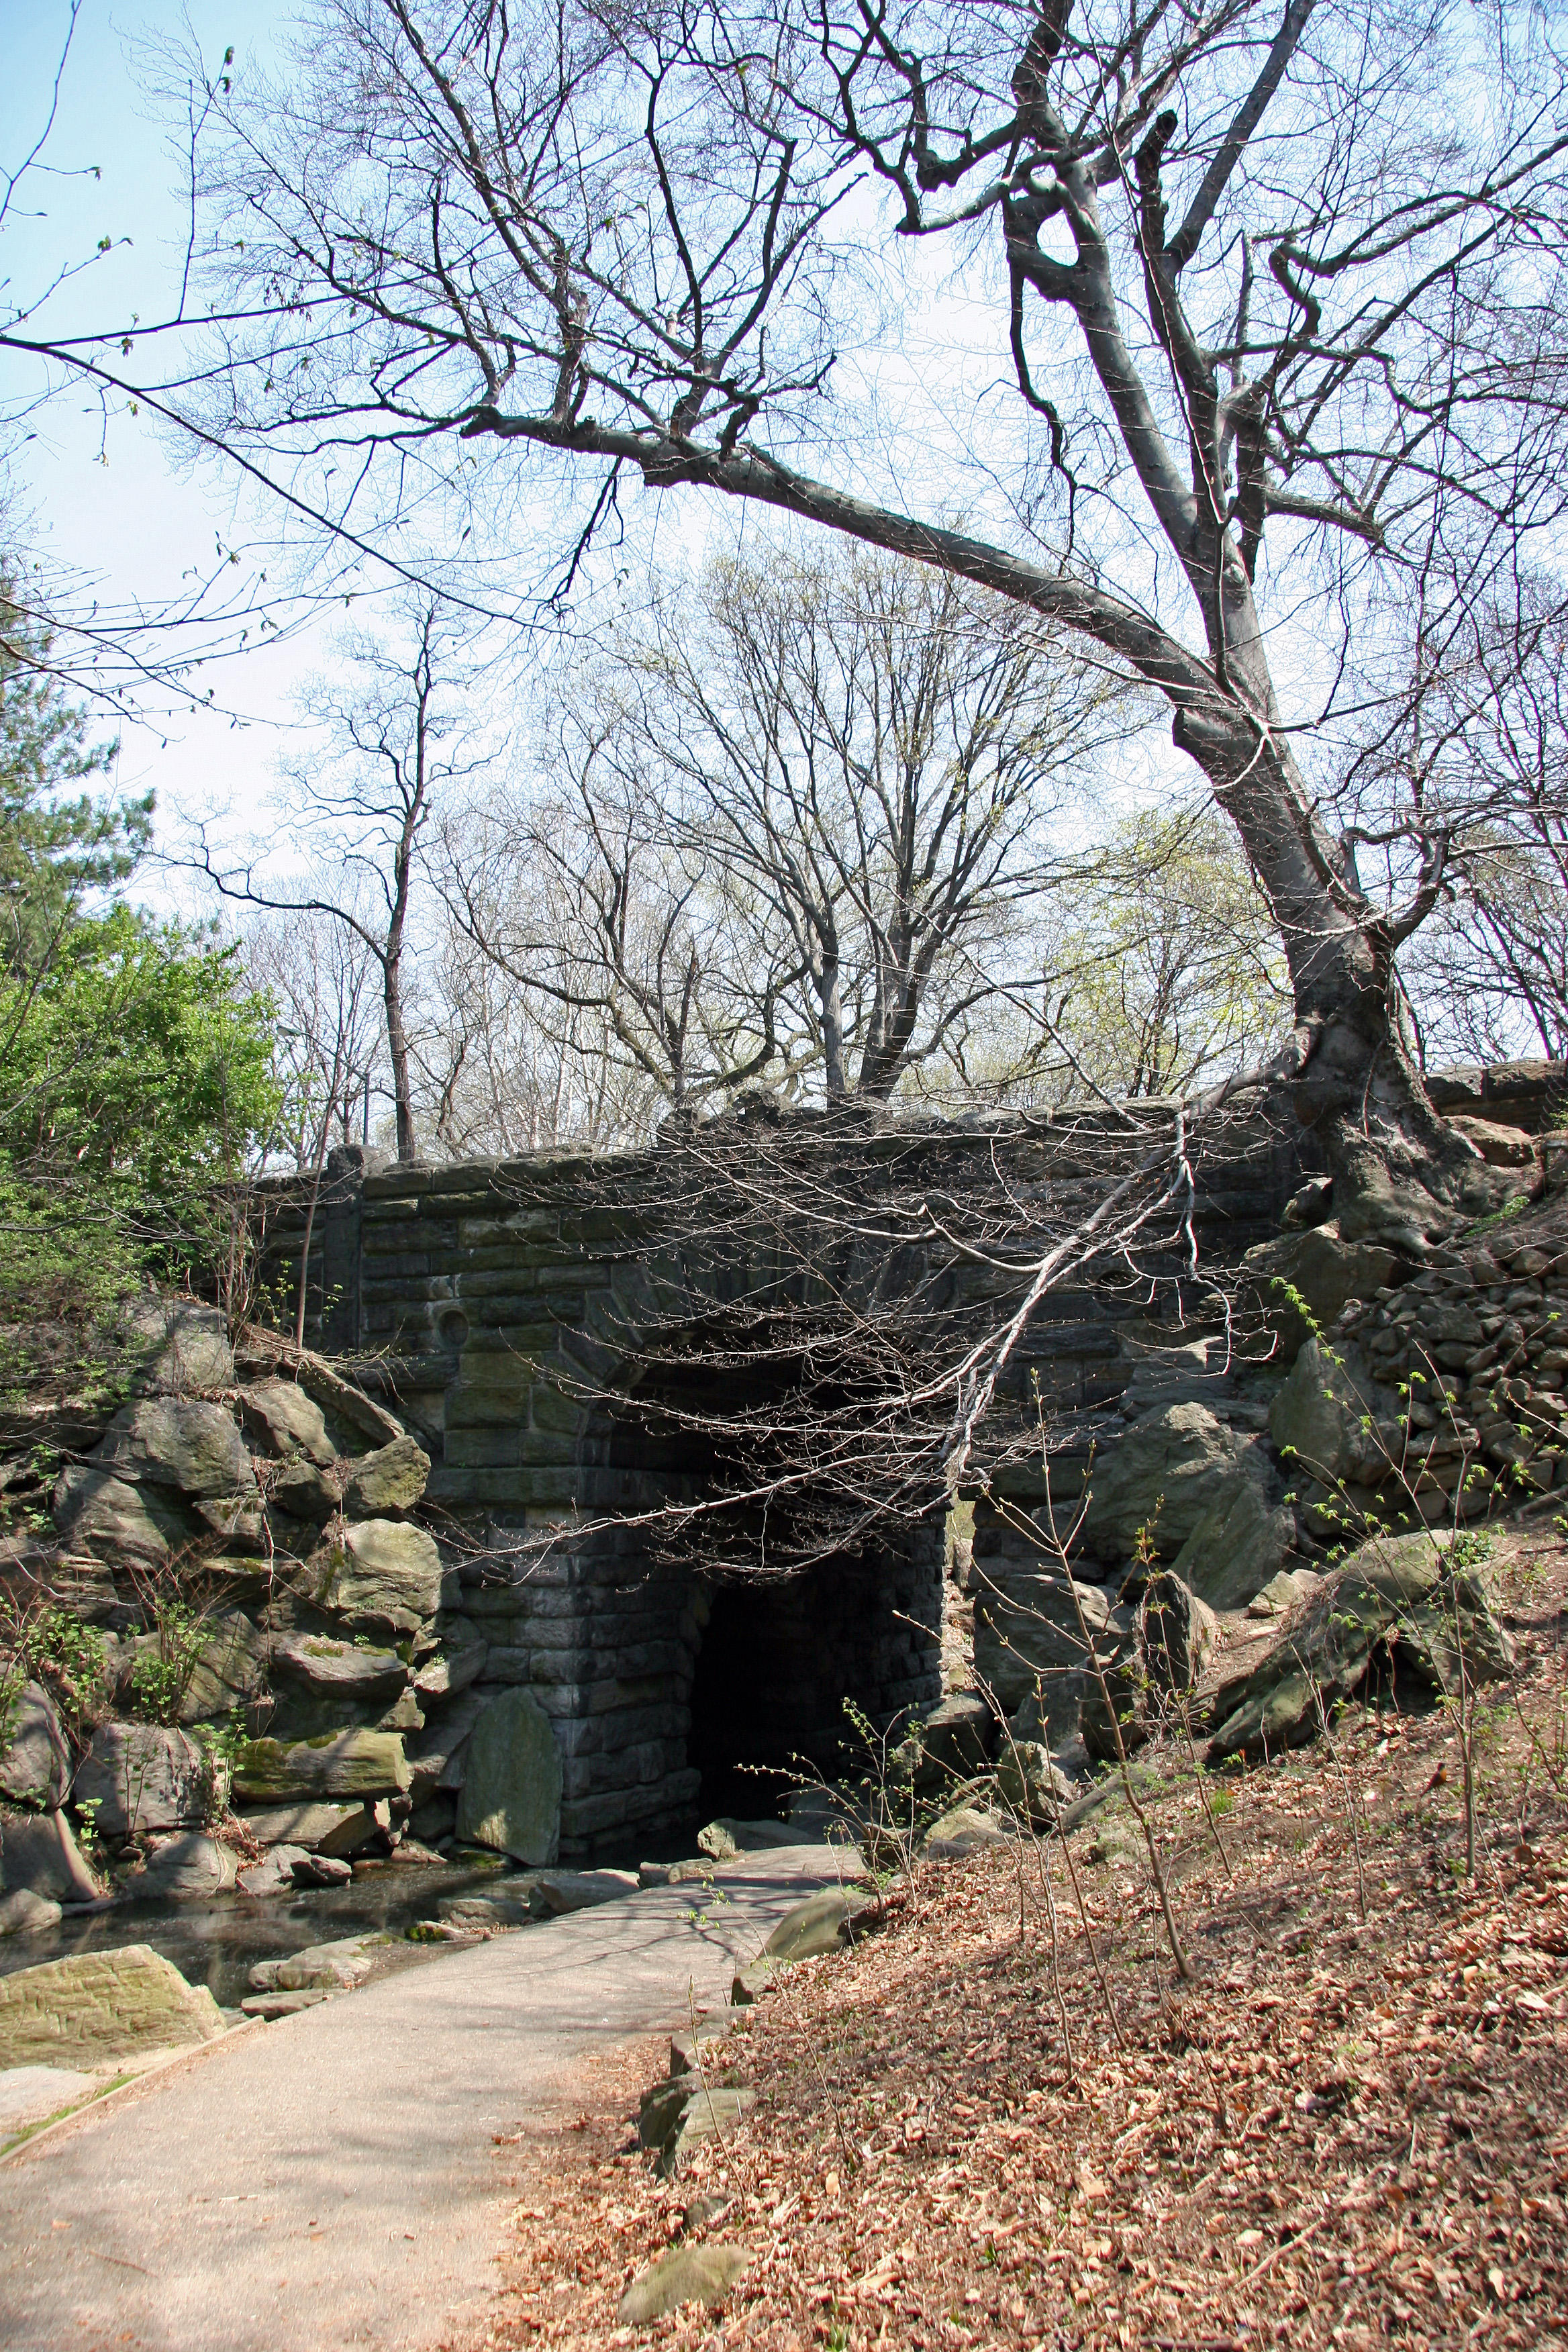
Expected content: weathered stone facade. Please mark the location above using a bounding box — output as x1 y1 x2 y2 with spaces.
256 1104 1317 1854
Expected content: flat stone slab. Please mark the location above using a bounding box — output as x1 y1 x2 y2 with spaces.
232 1730 411 1806
240 1989 335 2021
531 1869 638 1917
454 1689 561 1864
0 1945 225 2071
618 2242 751 2322
237 1802 368 1852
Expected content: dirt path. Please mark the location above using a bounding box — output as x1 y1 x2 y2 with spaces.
0 1843 846 2351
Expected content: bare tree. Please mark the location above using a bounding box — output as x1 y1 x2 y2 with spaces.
443 741 800 1121
1042 807 1291 1099
109 0 1568 1246
1377 589 1568 1065
446 544 1122 1114
417 896 667 1152
615 546 1123 1099
244 908 382 1170
196 599 487 1161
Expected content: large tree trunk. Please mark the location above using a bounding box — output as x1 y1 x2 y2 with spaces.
1173 699 1506 1248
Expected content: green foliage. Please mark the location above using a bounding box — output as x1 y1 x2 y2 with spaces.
0 586 281 1330
195 1706 248 1822
1040 807 1291 1099
23 1605 108 1726
0 577 149 974
128 1600 205 1726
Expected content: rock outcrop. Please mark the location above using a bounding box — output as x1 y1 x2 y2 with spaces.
0 1301 546 1904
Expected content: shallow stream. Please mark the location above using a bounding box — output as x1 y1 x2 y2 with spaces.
0 1854 531 2009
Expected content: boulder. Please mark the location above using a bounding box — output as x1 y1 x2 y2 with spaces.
530 1869 638 1916
1451 1114 1539 1168
230 1729 411 1806
1270 1340 1389 1486
238 1800 375 1852
91 1398 256 1501
412 1642 487 1704
920 1802 1010 1860
995 1739 1074 1828
238 1378 336 1467
303 1520 444 1637
240 1988 334 2020
437 1890 536 1930
664 2087 755 2169
1083 1403 1275 1562
112 1613 271 1728
897 1693 995 1792
972 1555 1114 1714
121 1834 239 1902
271 1632 408 1703
1238 1224 1402 1362
1247 1567 1323 1620
618 2245 750 2323
697 1818 799 1858
0 1683 69 1811
124 1300 234 1398
407 1691 487 1800
763 1886 874 1963
235 1845 310 1897
0 1945 225 2069
1081 1573 1215 1762
50 1467 190 1565
72 1722 205 1837
1138 1570 1219 1690
1209 1531 1513 1759
290 1853 353 1888
342 1436 430 1517
455 1692 561 1864
1169 1480 1295 1611
266 1461 342 1523
0 1890 62 1938
0 1810 99 1904
248 1933 383 1994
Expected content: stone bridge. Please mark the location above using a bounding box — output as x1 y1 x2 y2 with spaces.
256 1102 1324 1857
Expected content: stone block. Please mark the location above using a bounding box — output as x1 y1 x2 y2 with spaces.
304 1519 444 1636
1170 1481 1295 1612
0 1890 63 1939
72 1722 205 1836
173 1614 272 1725
343 1435 431 1516
272 1632 408 1702
51 1467 191 1565
454 1689 562 1864
0 1810 99 1903
0 1945 225 2070
231 1729 411 1805
121 1832 239 1901
1270 1339 1387 1485
1083 1402 1274 1561
122 1300 234 1398
0 1683 68 1811
1238 1224 1402 1360
238 1802 368 1851
92 1399 256 1501
238 1379 336 1467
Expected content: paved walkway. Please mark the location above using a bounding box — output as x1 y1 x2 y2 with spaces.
0 1843 848 2351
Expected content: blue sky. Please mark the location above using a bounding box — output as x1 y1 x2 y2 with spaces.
2 0 337 850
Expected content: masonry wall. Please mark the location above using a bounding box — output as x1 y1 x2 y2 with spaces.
255 1106 1319 1854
